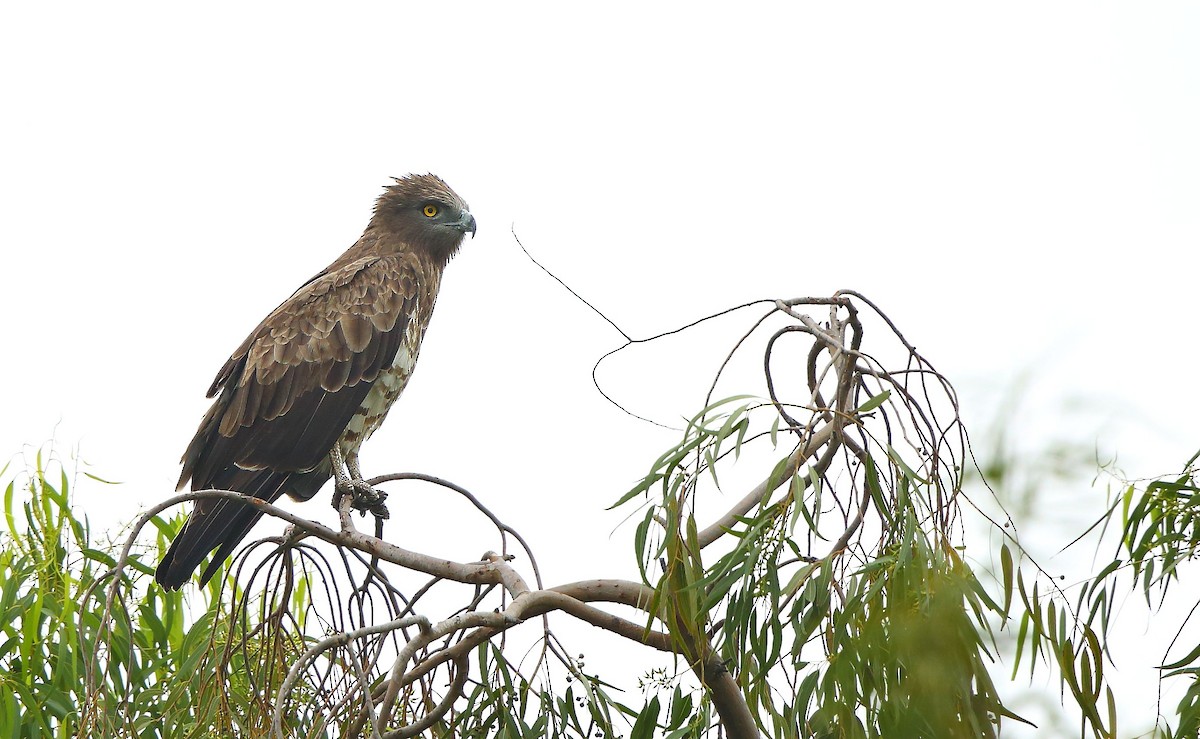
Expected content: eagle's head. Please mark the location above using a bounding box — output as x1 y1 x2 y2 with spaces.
372 173 476 262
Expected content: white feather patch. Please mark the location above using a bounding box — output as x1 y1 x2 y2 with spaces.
338 306 423 452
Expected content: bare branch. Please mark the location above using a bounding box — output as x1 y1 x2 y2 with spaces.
377 610 514 727
697 420 837 548
381 654 469 739
271 614 433 739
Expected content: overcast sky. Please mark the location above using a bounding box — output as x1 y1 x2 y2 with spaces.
2 3 1198 733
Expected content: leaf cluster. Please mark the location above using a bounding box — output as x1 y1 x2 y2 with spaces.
1067 451 1200 737
0 450 327 738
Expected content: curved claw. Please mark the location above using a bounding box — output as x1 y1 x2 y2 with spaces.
349 481 390 519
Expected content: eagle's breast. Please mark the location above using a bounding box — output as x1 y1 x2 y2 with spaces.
338 299 426 455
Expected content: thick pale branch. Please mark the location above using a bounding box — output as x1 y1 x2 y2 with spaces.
550 578 657 611
397 580 674 689
706 668 761 739
167 489 526 590
697 420 836 548
518 590 676 652
395 580 759 737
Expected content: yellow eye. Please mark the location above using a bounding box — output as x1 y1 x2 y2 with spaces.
422 204 439 218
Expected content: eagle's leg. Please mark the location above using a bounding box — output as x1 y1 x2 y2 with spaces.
345 450 390 518
330 446 390 519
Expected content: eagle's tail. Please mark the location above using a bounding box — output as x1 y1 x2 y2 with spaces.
154 467 328 590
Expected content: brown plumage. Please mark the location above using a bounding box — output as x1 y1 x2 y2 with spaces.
156 174 475 590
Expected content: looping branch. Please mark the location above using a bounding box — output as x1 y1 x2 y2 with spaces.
601 291 977 734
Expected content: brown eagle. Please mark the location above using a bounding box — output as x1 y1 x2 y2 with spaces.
155 174 475 590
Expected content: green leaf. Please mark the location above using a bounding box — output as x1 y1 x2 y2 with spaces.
612 472 665 509
855 389 891 414
1000 543 1014 621
630 695 661 739
1161 640 1200 671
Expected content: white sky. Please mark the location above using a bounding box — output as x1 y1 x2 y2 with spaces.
2 3 1198 735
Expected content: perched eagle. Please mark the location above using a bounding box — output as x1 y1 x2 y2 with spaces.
155 174 476 590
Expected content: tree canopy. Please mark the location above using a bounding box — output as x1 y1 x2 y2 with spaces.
2 292 1197 738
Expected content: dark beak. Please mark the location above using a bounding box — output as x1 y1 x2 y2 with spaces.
456 210 477 238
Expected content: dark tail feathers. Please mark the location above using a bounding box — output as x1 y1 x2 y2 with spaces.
155 467 328 590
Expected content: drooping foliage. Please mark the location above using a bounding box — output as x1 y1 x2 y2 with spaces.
4 294 1196 738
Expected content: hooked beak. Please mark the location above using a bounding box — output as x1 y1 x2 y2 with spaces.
455 210 477 238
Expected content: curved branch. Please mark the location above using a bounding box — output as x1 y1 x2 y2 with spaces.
396 580 675 690
271 614 433 739
697 420 838 548
366 472 546 591
378 610 514 727
223 491 530 588
381 654 469 739
394 580 759 737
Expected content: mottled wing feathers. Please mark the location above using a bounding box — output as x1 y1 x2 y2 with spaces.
180 255 418 490
158 255 419 590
